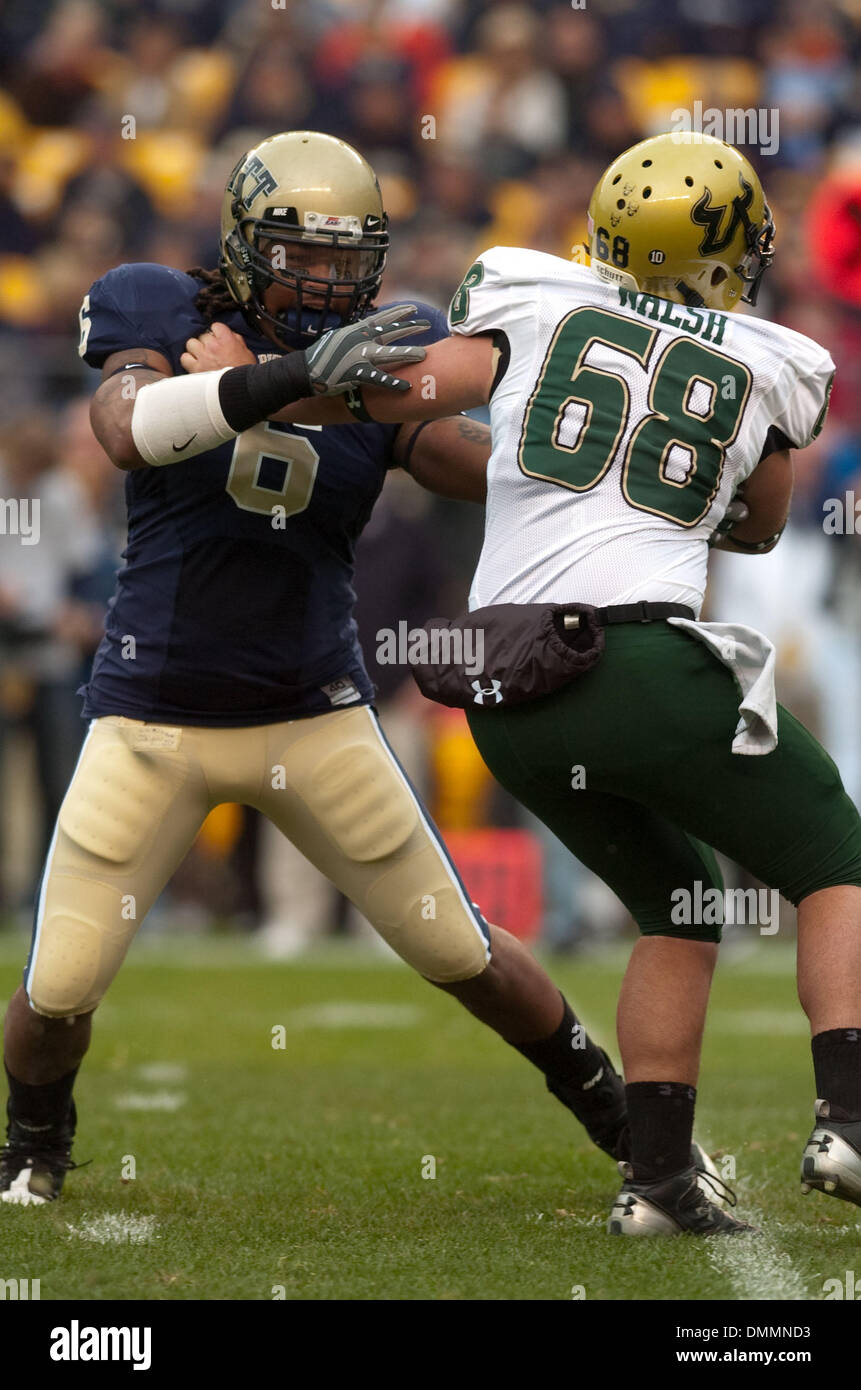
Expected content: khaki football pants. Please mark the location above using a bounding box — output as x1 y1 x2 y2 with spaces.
25 706 491 1016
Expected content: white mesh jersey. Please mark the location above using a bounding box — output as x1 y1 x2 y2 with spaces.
448 247 835 615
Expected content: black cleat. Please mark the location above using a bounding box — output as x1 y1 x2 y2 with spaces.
548 1052 724 1198
800 1099 861 1208
607 1161 758 1236
1 1103 80 1206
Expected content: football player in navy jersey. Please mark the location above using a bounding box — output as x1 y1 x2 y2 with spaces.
1 131 645 1205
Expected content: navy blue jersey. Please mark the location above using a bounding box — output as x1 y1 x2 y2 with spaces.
78 263 448 725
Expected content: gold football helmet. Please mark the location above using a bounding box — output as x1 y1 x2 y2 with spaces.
586 132 775 311
220 130 388 347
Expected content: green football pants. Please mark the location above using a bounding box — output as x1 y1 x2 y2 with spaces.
466 622 861 942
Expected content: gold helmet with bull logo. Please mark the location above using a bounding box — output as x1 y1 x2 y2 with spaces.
585 132 775 312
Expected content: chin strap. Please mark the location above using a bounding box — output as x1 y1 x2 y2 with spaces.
675 279 706 308
248 304 345 351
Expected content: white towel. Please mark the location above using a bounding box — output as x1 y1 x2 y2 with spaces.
667 617 778 756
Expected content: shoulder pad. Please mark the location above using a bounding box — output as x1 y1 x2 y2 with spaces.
374 299 449 346
79 263 204 368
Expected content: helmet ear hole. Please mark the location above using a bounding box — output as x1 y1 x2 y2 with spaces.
711 266 728 286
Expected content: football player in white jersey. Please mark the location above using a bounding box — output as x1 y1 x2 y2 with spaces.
278 132 861 1235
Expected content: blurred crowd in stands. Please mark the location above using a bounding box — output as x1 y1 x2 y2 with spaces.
1 0 860 951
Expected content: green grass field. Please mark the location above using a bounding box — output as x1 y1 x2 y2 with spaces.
0 932 857 1301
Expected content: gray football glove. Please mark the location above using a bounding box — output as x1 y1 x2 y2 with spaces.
708 497 750 547
303 304 430 397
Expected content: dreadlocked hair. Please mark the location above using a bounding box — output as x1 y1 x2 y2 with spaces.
187 266 237 322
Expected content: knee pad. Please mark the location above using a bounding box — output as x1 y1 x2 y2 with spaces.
283 711 490 981
27 720 190 1016
364 842 491 982
27 864 137 1016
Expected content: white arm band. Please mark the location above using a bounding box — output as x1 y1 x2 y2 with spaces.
130 369 237 466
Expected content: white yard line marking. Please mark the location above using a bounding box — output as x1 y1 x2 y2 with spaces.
65 1213 158 1244
525 1210 605 1227
769 1218 860 1237
287 1003 423 1030
709 1009 808 1036
707 1205 808 1301
134 1062 189 1084
720 946 797 975
113 1091 187 1112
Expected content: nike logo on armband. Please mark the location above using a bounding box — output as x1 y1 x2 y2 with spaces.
582 1066 605 1091
172 434 197 452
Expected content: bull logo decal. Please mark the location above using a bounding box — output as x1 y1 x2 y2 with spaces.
690 176 754 255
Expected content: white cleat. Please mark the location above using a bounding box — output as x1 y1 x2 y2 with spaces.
1 1166 50 1207
800 1099 861 1208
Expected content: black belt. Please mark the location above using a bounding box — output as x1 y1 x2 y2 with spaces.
597 601 694 625
564 601 695 630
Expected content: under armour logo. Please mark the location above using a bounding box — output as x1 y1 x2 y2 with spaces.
471 678 503 705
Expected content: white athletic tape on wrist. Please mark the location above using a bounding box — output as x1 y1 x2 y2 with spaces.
130 369 236 466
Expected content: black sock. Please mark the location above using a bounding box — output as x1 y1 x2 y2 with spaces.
626 1081 695 1182
511 995 617 1098
811 1029 861 1122
5 1064 79 1136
